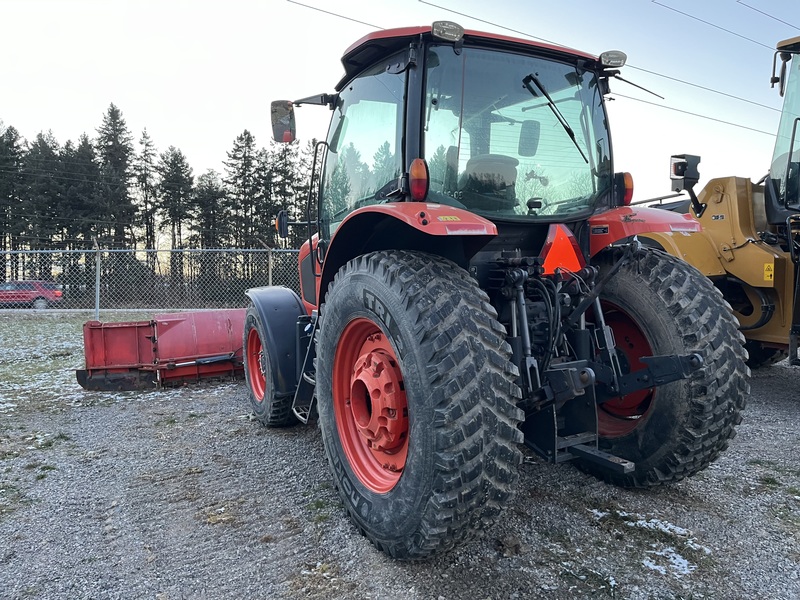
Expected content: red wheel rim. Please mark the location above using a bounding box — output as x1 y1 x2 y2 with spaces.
597 302 656 438
332 318 409 493
246 326 266 401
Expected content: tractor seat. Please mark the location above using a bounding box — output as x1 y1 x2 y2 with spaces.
459 154 519 211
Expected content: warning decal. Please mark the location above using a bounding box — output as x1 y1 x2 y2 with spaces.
764 263 774 281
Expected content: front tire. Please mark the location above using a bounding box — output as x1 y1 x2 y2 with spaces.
243 304 297 427
583 248 749 487
316 250 523 559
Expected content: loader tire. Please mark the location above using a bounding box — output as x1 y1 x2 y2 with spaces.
243 304 297 427
316 250 523 559
744 341 788 368
580 248 749 488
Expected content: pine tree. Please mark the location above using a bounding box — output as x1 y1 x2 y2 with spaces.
290 139 319 249
370 140 398 194
193 170 227 249
96 103 134 247
156 146 193 300
224 130 259 249
156 146 194 250
21 131 63 275
133 129 159 256
58 134 102 289
0 124 25 261
271 140 301 248
253 147 277 248
192 169 228 300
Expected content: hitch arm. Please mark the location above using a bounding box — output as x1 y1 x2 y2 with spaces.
593 353 703 404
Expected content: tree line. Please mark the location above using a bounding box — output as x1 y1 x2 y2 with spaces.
0 103 316 256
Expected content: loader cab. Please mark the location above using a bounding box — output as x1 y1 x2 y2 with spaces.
766 35 800 224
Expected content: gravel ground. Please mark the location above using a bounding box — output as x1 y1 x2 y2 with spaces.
1 312 800 599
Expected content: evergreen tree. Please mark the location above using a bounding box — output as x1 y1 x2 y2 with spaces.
325 155 351 219
156 146 193 299
58 134 102 289
370 140 398 194
223 130 259 249
271 140 301 248
0 124 25 260
341 143 370 201
427 145 448 191
60 134 103 247
193 170 227 249
96 103 134 247
253 146 278 248
290 139 319 249
156 146 194 249
133 129 159 255
21 131 63 275
192 169 228 298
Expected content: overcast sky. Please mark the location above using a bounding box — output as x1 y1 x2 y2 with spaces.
1 0 797 202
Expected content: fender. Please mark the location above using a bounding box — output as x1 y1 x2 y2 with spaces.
316 202 497 308
245 286 307 395
588 206 701 257
637 230 727 278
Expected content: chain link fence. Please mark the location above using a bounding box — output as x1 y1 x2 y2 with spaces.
1 249 301 310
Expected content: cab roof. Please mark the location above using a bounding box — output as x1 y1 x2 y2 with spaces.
778 35 800 53
336 25 599 91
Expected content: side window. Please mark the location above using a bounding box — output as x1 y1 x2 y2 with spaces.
320 55 405 237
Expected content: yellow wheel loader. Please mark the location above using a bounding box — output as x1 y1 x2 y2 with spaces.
643 35 800 368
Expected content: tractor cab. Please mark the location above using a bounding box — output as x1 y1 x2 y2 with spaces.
274 22 632 249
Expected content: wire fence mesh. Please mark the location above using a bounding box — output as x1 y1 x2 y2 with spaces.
1 249 301 310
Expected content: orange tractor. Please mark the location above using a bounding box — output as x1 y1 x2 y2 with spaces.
244 22 749 559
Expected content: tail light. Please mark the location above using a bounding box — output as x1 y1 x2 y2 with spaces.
622 172 634 205
409 158 429 201
614 171 634 206
540 224 586 275
54 290 63 298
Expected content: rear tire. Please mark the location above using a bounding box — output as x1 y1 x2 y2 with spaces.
316 250 523 559
744 340 788 368
243 304 297 427
582 248 749 487
32 298 48 310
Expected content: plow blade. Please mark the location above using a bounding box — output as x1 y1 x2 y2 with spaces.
76 309 246 391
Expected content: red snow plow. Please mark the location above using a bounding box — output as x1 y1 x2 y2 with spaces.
76 309 245 391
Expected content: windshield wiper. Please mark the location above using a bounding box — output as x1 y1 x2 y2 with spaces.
523 73 588 164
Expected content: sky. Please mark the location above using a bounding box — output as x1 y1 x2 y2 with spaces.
1 0 798 202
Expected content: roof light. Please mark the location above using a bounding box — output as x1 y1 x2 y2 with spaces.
431 21 464 42
600 50 627 68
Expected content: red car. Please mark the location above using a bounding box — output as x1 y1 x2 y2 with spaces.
0 280 64 309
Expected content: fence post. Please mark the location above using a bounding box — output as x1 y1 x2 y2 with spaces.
268 248 273 286
93 239 101 320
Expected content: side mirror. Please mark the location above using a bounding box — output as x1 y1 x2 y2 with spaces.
669 154 700 192
274 210 289 238
271 101 296 143
670 154 706 217
518 120 541 157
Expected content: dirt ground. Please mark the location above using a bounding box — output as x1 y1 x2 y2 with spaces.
1 311 799 599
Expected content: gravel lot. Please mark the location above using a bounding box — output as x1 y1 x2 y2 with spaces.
1 311 799 599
